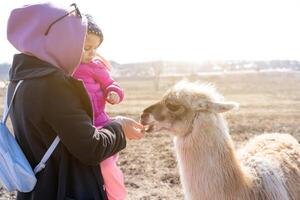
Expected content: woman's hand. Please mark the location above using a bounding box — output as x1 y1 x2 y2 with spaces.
114 116 145 140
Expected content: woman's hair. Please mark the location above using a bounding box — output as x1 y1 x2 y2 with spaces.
85 14 103 42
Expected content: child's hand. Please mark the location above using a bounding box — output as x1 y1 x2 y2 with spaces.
106 91 120 104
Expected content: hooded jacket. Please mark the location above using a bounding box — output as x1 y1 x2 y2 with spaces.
6 3 126 200
9 53 127 200
7 2 86 75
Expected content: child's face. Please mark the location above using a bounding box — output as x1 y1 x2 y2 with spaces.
81 33 102 63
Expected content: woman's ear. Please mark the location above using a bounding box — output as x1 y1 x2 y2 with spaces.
197 101 239 113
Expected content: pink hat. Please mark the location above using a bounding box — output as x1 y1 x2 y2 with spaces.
7 3 87 75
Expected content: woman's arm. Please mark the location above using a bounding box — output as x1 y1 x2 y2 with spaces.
44 76 126 165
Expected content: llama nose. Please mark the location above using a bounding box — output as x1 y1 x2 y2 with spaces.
140 112 149 125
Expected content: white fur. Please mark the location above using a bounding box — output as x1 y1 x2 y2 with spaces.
145 82 300 200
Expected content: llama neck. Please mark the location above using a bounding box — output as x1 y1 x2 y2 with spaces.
174 113 251 199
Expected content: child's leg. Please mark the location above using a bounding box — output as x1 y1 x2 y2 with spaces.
100 154 127 200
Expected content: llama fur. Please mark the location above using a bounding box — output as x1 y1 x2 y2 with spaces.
141 81 300 200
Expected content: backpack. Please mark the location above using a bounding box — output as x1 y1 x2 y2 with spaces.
0 80 60 192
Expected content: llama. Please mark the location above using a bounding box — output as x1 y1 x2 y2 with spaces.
140 81 300 200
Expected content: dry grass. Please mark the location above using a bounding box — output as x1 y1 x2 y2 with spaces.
1 71 299 199
107 71 300 200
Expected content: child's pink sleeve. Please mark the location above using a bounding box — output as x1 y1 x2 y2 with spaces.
92 62 124 102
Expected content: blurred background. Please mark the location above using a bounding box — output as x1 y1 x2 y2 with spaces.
1 1 300 199
1 0 300 70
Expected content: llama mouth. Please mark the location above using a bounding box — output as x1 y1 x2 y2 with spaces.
145 124 154 132
143 121 156 132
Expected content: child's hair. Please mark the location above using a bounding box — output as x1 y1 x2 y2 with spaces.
85 14 103 42
84 14 111 70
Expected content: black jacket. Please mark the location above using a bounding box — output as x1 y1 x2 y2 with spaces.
8 54 126 200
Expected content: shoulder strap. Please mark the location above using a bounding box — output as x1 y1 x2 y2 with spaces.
2 80 23 123
2 80 61 174
34 136 60 174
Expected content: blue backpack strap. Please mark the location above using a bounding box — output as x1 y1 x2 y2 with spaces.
4 80 60 174
2 80 24 124
34 136 60 174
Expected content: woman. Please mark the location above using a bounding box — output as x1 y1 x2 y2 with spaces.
6 3 144 200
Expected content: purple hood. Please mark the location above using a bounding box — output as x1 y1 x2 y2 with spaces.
7 3 87 75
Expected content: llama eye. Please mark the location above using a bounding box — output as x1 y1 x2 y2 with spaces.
166 103 181 112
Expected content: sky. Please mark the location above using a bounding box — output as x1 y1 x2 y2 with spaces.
1 0 300 64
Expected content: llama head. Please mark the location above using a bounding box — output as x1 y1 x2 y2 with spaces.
141 80 239 137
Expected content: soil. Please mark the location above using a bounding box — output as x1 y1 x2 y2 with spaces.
1 71 299 200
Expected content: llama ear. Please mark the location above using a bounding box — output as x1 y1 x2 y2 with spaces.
197 101 239 113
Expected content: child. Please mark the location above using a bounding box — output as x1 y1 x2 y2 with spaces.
73 14 127 200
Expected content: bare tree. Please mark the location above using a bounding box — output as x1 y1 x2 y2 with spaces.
152 61 163 91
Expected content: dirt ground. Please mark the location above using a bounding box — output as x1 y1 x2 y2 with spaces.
1 71 300 199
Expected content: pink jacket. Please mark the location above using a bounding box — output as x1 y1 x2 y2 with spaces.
73 59 124 126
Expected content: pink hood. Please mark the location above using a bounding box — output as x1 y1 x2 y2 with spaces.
7 3 87 75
